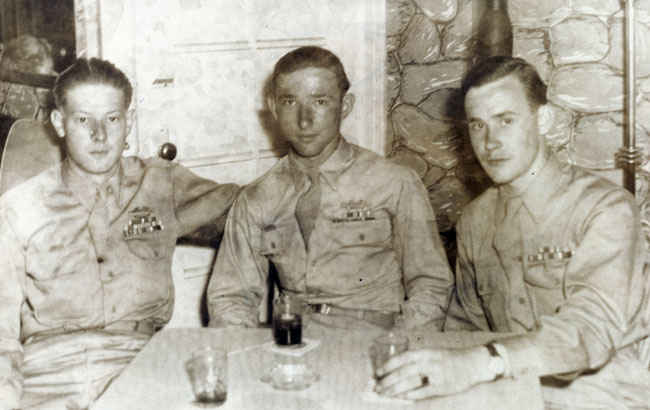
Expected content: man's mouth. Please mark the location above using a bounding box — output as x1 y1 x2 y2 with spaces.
297 134 319 144
486 156 508 164
90 150 109 157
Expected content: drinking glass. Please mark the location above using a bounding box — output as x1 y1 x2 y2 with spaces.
272 293 305 346
185 348 228 406
369 332 409 378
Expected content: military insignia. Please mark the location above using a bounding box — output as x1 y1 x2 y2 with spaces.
332 200 375 223
522 246 573 267
123 206 164 240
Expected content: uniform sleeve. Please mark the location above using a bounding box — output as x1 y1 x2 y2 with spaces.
206 193 269 327
499 189 648 379
443 214 489 331
170 163 240 237
0 207 25 409
394 169 454 330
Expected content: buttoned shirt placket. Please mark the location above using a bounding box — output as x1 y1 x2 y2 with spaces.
493 194 536 331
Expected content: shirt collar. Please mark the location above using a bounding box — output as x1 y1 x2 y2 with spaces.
496 155 567 223
61 157 122 210
288 138 355 191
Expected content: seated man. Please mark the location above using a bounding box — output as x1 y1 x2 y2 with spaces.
0 58 239 410
207 46 453 330
376 56 650 408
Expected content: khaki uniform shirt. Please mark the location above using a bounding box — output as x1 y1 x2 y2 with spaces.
207 139 453 329
0 156 238 408
447 157 650 408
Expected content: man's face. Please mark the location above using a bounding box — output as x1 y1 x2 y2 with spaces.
51 83 133 181
269 67 353 161
465 74 544 189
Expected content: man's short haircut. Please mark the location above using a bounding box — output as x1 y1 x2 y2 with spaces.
461 56 547 111
53 57 133 109
270 46 350 95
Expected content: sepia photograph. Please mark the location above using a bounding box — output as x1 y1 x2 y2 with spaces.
0 0 649 409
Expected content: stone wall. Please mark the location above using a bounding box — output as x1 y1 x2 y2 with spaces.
386 0 650 254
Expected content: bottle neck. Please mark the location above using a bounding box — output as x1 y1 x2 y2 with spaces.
489 0 508 11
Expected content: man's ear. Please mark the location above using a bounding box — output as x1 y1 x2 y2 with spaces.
341 93 355 119
50 109 65 139
267 94 278 121
536 104 554 136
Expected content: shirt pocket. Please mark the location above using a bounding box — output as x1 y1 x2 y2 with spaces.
329 217 392 248
260 224 295 266
126 231 168 260
25 244 90 281
524 260 566 289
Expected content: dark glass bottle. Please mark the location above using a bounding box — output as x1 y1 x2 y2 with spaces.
476 0 513 59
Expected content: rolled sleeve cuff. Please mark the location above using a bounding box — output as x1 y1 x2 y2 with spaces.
400 298 446 330
208 303 258 328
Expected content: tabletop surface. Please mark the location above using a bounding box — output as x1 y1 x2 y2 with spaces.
92 326 544 410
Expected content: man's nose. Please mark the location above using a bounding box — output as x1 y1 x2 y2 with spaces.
298 104 313 129
89 120 107 142
485 126 502 151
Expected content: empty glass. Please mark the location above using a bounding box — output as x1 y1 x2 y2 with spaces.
185 348 228 406
369 332 409 378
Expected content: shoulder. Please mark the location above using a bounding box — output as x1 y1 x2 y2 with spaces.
1 163 61 206
458 186 498 224
563 165 637 220
560 164 635 209
239 156 292 204
350 143 421 182
0 163 62 235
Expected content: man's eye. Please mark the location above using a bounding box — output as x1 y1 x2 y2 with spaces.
77 116 88 124
469 121 484 131
501 118 513 126
280 99 295 106
315 98 328 106
107 115 120 122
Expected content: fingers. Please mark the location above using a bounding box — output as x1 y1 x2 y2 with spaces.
376 360 438 399
377 349 433 376
377 373 424 397
397 383 440 401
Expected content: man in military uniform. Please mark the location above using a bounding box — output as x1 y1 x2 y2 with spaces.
0 58 239 409
375 56 650 408
207 46 453 330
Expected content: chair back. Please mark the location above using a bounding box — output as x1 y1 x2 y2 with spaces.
0 118 64 196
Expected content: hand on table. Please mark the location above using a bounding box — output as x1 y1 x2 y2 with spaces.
374 346 493 400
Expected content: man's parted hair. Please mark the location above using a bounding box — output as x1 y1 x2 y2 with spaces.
270 46 350 96
461 56 547 111
53 57 133 109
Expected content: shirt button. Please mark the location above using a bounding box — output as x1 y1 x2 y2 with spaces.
108 271 115 279
518 297 527 305
107 186 113 195
112 306 117 313
359 233 365 241
97 256 105 263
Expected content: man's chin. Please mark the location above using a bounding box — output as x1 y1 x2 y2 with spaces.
291 146 323 158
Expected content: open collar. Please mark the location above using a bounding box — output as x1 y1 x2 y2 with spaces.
496 156 567 224
61 158 123 211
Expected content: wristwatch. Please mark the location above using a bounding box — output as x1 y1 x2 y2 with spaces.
485 342 506 381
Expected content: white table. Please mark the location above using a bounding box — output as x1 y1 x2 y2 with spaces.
93 327 544 410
